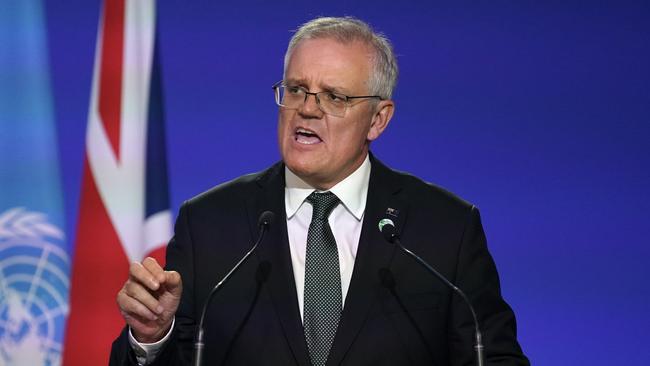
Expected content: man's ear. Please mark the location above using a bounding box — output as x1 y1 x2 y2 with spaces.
367 99 395 141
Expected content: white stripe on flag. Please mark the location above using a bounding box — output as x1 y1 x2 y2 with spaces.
86 0 160 262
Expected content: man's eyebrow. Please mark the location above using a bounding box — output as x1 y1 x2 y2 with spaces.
284 78 350 94
284 78 306 86
320 83 349 94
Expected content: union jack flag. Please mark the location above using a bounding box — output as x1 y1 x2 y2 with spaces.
63 0 171 364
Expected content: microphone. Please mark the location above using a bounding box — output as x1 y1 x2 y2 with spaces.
378 218 485 366
193 211 275 366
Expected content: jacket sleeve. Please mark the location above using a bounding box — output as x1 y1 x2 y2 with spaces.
109 201 196 365
448 206 530 366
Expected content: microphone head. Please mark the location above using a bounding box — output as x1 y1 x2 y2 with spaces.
258 211 275 228
378 218 397 243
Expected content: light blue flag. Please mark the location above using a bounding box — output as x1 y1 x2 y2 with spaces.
0 1 70 365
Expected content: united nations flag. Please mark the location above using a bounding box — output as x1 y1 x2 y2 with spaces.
0 1 70 365
0 209 69 365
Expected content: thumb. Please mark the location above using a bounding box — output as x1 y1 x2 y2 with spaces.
163 270 182 296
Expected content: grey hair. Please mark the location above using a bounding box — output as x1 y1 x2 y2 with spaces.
283 16 398 99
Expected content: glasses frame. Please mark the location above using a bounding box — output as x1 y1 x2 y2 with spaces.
272 81 383 117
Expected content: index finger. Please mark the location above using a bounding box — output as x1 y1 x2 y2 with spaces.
142 257 166 284
129 261 161 291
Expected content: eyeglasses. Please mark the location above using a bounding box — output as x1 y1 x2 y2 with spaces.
272 81 383 118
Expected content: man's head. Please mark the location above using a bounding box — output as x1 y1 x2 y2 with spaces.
277 17 398 190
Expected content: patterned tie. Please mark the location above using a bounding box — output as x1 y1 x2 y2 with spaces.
303 191 342 366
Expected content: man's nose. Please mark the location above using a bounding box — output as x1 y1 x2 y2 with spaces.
299 93 323 117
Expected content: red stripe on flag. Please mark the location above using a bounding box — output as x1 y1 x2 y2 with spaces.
63 159 130 365
98 0 125 160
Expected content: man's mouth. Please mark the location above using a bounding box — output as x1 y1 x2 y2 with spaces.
294 127 322 145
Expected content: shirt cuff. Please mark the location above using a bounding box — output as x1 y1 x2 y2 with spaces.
128 317 175 366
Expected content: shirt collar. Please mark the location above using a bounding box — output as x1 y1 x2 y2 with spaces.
285 154 371 221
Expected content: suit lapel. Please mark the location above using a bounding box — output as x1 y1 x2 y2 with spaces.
245 163 311 366
327 156 409 365
244 157 409 366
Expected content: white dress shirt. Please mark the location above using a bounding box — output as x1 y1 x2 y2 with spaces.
130 155 371 364
285 155 370 319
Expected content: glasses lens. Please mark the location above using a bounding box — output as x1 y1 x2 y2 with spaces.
273 85 347 117
276 86 301 108
317 92 347 117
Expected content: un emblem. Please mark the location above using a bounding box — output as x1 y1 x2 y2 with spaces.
0 208 69 366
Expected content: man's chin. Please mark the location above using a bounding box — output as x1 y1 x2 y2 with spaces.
285 162 317 179
283 150 320 172
284 160 328 186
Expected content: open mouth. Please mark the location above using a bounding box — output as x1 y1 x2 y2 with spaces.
294 127 322 145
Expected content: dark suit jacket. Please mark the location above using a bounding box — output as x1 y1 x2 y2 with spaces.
110 155 529 365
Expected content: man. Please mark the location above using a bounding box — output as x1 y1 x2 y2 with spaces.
111 17 529 365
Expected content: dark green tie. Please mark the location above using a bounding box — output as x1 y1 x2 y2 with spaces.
303 191 342 366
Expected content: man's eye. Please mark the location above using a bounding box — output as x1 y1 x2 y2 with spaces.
287 86 303 94
326 93 345 102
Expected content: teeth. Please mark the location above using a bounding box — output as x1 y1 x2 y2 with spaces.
294 127 321 144
296 128 316 135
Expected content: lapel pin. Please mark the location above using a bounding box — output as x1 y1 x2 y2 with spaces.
385 207 400 217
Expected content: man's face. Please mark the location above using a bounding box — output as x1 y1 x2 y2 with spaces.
278 38 393 190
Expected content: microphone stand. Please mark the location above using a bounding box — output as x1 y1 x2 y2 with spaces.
379 219 485 366
193 212 273 366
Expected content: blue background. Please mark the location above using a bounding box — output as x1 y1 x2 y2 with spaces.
44 1 649 364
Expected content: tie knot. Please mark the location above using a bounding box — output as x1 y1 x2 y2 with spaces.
306 191 340 220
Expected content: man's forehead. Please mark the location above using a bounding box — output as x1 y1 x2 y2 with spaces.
289 37 373 60
285 38 372 92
